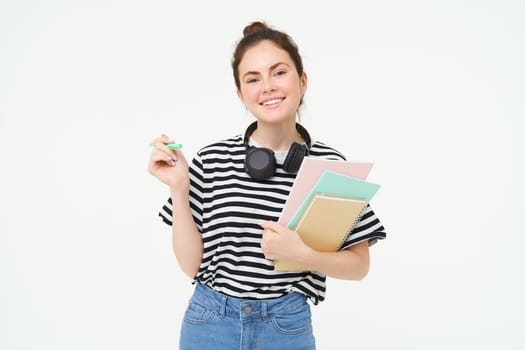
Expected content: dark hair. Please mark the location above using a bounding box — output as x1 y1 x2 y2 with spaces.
232 21 304 90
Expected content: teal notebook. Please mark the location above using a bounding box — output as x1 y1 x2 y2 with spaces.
287 170 381 230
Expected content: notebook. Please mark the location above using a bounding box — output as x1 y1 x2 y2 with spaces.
273 193 368 271
278 158 373 228
287 170 381 230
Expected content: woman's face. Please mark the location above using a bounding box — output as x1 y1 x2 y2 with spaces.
237 40 307 126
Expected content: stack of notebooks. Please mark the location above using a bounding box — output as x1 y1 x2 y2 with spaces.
274 158 380 271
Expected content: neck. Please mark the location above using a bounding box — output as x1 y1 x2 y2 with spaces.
250 120 304 151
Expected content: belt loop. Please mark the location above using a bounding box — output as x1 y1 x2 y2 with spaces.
262 301 268 321
219 294 227 318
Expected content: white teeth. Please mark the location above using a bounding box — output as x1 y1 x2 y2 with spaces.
262 98 282 106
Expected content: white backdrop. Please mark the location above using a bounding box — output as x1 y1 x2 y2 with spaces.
1 1 523 349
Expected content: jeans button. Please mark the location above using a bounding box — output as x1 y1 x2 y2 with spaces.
244 306 252 314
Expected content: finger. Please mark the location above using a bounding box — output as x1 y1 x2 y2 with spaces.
170 149 191 167
261 229 271 241
150 148 177 163
260 221 282 233
150 152 174 164
151 142 178 161
151 134 177 150
148 154 177 174
151 134 174 145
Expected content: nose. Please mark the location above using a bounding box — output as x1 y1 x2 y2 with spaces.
262 78 276 93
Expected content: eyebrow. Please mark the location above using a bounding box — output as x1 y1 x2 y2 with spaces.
242 62 290 79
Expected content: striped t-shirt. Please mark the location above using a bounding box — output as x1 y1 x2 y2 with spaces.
159 133 386 304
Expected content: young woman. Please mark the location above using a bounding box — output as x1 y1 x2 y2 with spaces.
148 21 386 350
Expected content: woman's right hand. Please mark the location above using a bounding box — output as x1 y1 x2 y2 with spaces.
148 134 190 192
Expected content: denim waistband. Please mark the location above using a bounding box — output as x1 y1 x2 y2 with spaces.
191 283 308 320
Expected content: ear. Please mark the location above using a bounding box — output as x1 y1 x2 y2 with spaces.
237 88 245 104
300 72 308 97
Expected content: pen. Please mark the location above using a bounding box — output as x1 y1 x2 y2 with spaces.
149 143 183 150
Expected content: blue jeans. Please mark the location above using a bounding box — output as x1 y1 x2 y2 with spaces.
180 283 316 350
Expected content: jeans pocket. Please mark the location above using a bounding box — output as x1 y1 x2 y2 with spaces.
271 303 313 335
183 300 216 325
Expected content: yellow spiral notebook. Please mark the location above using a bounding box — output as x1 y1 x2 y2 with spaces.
273 193 367 272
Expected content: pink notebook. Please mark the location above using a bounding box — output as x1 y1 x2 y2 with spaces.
278 158 373 228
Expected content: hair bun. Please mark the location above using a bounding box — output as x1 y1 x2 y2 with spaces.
243 21 269 37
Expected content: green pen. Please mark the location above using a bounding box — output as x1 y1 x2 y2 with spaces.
149 143 183 150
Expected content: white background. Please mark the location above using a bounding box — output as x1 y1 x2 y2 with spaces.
1 0 523 349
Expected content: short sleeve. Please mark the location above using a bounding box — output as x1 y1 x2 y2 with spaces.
158 152 204 232
339 204 386 249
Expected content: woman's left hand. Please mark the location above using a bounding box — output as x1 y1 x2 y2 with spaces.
260 221 311 262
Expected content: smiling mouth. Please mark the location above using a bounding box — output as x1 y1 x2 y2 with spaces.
260 98 285 106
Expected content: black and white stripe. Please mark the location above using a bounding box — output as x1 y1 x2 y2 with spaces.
159 134 386 304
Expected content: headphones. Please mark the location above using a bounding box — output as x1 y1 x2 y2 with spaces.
243 121 311 181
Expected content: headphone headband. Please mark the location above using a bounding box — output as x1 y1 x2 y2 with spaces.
243 121 312 148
